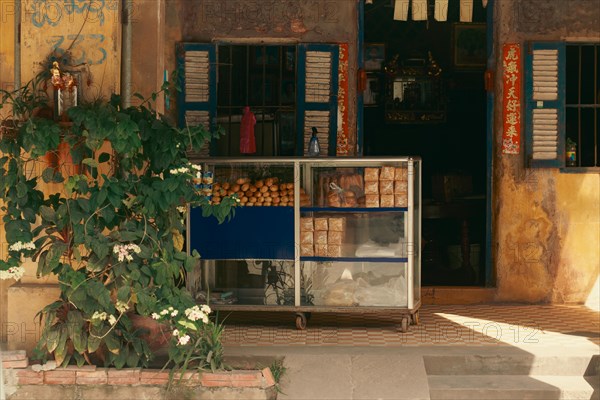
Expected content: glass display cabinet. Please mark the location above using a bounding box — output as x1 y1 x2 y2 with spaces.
187 157 421 332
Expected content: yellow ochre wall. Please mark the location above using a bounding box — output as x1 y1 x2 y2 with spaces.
0 0 599 352
0 0 121 350
492 0 599 304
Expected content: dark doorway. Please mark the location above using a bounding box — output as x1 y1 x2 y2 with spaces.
363 0 488 286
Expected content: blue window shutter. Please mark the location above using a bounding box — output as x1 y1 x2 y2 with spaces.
525 42 565 168
297 44 339 156
176 43 217 156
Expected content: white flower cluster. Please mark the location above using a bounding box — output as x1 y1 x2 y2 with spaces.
91 311 117 325
184 305 211 324
172 329 191 346
152 306 178 320
169 163 202 179
152 304 211 346
0 266 25 281
176 206 187 214
115 300 129 313
8 241 36 252
113 243 141 262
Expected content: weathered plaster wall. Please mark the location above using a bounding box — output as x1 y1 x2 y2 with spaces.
19 0 121 98
162 0 360 154
2 1 121 351
0 0 16 344
493 0 600 303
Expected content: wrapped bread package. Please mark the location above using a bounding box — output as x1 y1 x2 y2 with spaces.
300 244 314 257
314 217 328 231
379 180 394 195
380 194 394 208
341 190 358 207
328 217 346 232
364 180 379 195
395 167 408 181
327 230 343 245
327 191 341 207
327 245 342 258
315 244 328 257
394 180 408 194
395 193 408 207
380 166 395 181
364 167 380 182
300 217 314 232
300 231 314 245
365 194 380 208
314 230 328 245
340 173 364 193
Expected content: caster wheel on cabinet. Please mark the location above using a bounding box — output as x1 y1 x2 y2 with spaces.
295 313 307 330
411 311 420 326
400 316 409 333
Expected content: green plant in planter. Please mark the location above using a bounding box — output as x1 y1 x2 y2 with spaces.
151 302 225 387
0 76 237 368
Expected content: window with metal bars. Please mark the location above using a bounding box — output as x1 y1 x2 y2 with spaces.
177 43 339 157
525 41 599 170
216 45 298 156
565 43 600 168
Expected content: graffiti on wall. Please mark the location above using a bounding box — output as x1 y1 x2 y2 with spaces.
29 0 119 28
47 34 107 65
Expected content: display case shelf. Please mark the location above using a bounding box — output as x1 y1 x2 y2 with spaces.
301 207 408 212
301 256 409 263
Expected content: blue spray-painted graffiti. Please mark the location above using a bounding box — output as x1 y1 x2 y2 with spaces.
31 0 112 28
47 34 107 65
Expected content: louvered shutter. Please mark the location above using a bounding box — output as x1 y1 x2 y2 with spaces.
176 43 217 157
525 42 565 168
297 44 339 156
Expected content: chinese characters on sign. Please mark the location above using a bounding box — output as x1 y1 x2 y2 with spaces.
502 44 521 154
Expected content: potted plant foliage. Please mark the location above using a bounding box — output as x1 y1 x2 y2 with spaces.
0 74 237 369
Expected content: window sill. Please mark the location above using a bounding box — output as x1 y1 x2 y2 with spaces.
560 167 600 174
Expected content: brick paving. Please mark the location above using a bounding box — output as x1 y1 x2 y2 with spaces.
219 304 600 347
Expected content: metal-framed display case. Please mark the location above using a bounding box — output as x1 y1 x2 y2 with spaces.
187 157 421 332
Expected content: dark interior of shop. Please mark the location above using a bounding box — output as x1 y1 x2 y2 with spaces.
363 0 488 286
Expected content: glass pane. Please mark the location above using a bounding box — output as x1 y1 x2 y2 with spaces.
596 45 600 105
306 163 409 208
580 108 595 167
596 109 599 167
300 212 407 258
581 45 596 104
199 260 295 306
217 47 231 106
300 261 408 307
565 45 580 105
566 106 579 163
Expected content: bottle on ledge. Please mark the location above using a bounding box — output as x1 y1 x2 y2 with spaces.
307 127 321 157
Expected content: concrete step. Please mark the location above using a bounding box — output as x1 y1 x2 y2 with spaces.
428 374 600 400
424 354 600 376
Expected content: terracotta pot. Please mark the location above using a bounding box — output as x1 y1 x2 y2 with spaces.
44 140 82 175
128 313 171 351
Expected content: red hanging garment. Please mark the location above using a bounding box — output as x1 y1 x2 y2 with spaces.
240 106 256 154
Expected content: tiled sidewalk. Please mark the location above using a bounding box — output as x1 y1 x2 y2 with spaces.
220 304 600 348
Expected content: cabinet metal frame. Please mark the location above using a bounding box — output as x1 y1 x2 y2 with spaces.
187 157 422 321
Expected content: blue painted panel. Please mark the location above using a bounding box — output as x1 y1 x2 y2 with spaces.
189 206 295 260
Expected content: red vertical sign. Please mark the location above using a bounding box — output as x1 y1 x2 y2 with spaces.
502 44 521 154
